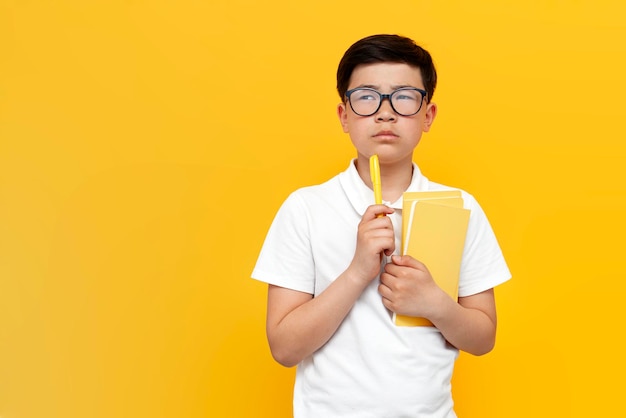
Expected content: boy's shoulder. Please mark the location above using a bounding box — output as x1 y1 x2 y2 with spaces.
283 171 345 207
425 179 480 210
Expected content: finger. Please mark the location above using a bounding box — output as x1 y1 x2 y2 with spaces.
359 222 395 246
384 260 409 276
379 271 392 285
391 254 427 270
361 227 394 244
359 234 394 259
380 238 396 257
378 281 393 301
364 217 394 232
363 204 395 221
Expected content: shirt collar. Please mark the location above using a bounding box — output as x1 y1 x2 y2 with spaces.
339 159 430 216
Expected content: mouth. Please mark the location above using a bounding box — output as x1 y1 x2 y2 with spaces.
373 130 398 140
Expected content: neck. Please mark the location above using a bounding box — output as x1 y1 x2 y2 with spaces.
355 156 414 203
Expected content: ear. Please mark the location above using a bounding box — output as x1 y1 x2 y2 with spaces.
422 102 437 132
337 102 349 133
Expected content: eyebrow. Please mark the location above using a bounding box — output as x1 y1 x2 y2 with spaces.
355 84 419 90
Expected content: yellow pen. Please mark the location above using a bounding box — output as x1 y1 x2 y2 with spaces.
369 154 384 217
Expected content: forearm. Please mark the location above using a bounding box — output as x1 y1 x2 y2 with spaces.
429 289 497 356
267 269 370 367
268 205 396 367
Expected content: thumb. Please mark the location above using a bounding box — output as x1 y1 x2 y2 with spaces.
391 254 424 269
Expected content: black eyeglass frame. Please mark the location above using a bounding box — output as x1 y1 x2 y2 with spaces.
344 87 428 117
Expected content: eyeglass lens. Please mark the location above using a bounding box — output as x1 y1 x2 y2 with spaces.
349 88 424 116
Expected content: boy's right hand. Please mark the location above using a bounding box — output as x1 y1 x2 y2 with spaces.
347 204 395 285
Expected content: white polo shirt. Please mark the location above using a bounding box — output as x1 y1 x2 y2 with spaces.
252 160 511 418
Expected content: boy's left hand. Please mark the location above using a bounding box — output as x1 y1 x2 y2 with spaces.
378 255 449 319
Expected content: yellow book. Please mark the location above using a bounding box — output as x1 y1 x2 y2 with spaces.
401 191 464 255
394 191 470 327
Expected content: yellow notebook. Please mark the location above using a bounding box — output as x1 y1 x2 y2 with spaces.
401 191 464 255
394 191 470 327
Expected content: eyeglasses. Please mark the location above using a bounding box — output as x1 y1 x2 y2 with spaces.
345 87 427 117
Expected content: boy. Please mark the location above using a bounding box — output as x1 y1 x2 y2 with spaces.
252 34 510 417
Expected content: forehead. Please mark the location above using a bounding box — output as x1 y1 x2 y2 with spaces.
348 62 424 90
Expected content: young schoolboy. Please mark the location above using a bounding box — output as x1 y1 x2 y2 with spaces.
252 34 511 417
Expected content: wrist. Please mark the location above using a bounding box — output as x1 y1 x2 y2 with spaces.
344 264 375 290
426 288 457 324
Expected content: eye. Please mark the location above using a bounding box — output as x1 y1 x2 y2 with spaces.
354 91 378 101
394 90 419 101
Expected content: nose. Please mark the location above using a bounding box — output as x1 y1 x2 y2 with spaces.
375 97 396 122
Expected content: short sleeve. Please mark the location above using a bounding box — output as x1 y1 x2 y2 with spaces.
458 193 511 297
251 191 315 294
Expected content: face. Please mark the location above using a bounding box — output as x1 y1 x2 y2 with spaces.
337 62 437 167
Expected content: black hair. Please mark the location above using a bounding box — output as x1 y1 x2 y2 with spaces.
336 34 437 103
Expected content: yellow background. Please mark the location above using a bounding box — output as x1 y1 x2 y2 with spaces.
1 1 625 417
